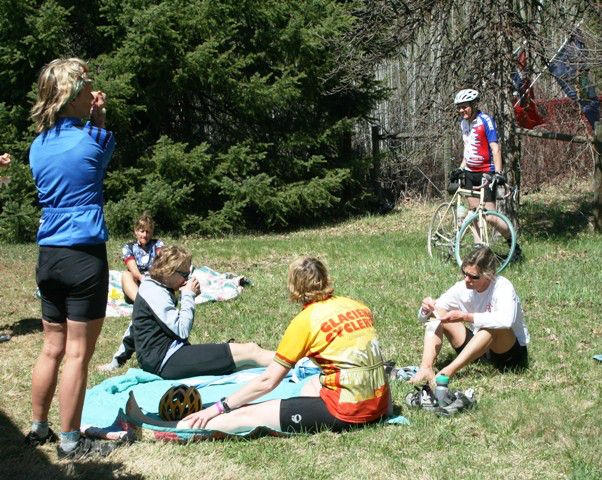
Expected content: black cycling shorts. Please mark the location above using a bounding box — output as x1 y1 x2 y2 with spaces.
454 327 528 371
279 396 375 433
453 326 475 354
36 244 109 323
489 339 528 371
463 170 496 203
159 343 236 379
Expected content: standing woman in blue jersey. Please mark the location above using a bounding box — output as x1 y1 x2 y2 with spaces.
27 58 118 459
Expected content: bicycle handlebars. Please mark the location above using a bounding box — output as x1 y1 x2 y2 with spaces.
455 171 516 201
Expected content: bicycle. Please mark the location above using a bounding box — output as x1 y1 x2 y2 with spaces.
427 172 517 273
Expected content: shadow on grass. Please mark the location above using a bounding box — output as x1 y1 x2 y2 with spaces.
0 410 141 480
0 317 43 337
520 191 593 238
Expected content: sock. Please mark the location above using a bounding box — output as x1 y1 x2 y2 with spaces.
31 420 48 437
107 358 120 370
59 430 80 452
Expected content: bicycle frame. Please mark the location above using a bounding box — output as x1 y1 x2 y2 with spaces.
434 183 486 241
427 185 475 260
452 178 517 272
428 174 516 271
457 186 486 242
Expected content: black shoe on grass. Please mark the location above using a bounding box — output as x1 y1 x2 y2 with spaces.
383 360 396 377
511 243 524 263
405 384 437 411
25 428 58 447
436 389 477 417
57 436 120 460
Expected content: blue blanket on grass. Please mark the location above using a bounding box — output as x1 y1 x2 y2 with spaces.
82 367 408 438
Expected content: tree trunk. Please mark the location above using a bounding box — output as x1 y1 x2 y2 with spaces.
594 122 602 232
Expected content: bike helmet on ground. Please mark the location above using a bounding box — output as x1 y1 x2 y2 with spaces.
454 89 479 105
159 384 202 421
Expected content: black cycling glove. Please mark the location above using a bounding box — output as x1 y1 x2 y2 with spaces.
493 172 506 185
449 168 464 182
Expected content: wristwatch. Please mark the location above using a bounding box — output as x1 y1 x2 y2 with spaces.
220 397 232 413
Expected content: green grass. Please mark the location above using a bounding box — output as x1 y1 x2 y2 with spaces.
0 182 600 479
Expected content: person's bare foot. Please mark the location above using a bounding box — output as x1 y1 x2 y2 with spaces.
408 367 435 385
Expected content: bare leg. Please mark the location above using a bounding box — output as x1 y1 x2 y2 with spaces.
203 399 282 433
58 318 103 432
229 343 274 369
121 271 139 302
484 201 511 239
438 328 494 378
408 328 441 384
488 328 517 353
300 375 321 396
409 322 468 384
31 321 67 422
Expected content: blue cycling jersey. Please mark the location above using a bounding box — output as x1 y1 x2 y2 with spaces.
29 117 116 246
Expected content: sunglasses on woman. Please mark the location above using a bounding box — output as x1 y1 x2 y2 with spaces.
461 269 481 280
176 269 191 281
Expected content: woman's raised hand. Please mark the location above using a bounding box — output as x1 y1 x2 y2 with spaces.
90 91 106 128
182 276 201 296
0 153 11 168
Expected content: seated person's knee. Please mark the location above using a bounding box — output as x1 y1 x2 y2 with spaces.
244 342 261 354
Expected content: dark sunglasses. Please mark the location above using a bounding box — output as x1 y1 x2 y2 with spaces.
176 270 190 280
461 269 481 280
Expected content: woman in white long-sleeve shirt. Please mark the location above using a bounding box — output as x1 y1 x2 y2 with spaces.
409 246 529 384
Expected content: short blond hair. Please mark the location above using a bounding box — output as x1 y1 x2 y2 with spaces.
134 212 155 234
31 58 90 133
288 256 333 305
150 245 192 283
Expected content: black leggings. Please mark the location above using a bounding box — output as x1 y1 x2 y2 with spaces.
159 343 236 379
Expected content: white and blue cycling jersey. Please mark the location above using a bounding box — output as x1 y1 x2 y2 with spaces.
460 111 498 173
122 239 164 273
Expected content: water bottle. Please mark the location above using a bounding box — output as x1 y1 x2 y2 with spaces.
456 204 467 225
434 374 450 407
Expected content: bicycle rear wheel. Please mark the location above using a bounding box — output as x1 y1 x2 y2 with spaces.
454 210 516 273
427 202 456 261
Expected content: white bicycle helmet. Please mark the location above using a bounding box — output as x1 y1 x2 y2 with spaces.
454 89 479 105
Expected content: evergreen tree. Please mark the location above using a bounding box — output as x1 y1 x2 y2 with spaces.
0 0 384 239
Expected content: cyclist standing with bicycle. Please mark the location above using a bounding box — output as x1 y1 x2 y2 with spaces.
452 89 522 260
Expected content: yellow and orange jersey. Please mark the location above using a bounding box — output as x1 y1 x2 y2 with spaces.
275 296 389 423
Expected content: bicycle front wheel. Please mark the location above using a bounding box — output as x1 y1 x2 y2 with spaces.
454 210 516 273
427 202 456 261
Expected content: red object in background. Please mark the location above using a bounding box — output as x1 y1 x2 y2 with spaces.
512 49 545 129
514 101 544 129
517 95 602 132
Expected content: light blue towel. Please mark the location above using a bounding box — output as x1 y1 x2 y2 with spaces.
83 368 304 427
82 367 409 430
